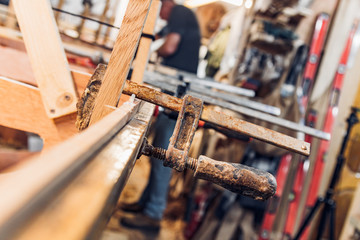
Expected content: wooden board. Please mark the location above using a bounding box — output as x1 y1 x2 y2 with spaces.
0 77 76 147
89 0 152 125
0 45 35 85
12 0 77 118
0 150 35 172
131 0 160 83
5 0 17 29
0 69 90 147
340 182 360 239
0 100 143 238
12 103 154 240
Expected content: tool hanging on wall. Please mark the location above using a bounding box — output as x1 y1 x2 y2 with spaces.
260 13 331 238
76 64 312 201
282 110 317 239
259 153 292 240
295 107 360 240
281 13 330 239
295 19 360 240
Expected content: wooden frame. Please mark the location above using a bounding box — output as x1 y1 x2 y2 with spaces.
0 0 161 238
0 0 160 147
0 101 155 239
12 0 78 118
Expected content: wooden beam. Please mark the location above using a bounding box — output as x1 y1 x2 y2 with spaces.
340 182 360 239
89 0 152 125
94 0 111 43
54 0 65 21
0 100 145 238
131 0 160 83
12 0 77 118
0 77 77 147
5 0 17 29
12 103 154 240
0 151 35 172
0 70 90 147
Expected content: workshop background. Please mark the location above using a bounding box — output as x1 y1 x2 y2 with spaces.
1 0 360 239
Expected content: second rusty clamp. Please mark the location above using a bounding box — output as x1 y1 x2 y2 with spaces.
139 95 277 201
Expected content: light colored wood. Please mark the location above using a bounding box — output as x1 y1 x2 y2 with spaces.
295 0 337 43
229 4 256 85
0 77 77 147
54 0 65 21
5 0 17 29
0 69 90 147
11 103 154 240
0 100 142 238
0 26 111 69
340 182 360 239
12 0 77 118
77 2 91 39
94 0 111 43
0 45 35 85
0 150 35 172
89 0 152 125
131 0 160 83
0 44 129 147
0 26 25 52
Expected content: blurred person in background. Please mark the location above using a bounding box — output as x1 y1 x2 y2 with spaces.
120 0 200 232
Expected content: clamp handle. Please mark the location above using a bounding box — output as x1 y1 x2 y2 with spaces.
192 155 277 201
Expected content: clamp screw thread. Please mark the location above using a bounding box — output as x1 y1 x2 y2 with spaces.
151 147 167 160
144 145 198 171
186 157 198 170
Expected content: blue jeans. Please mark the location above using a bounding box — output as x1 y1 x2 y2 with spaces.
139 112 177 220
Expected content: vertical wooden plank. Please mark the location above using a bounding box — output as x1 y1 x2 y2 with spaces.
94 0 111 43
77 2 91 39
340 182 360 239
5 0 17 29
131 0 160 83
89 0 152 125
54 0 65 21
12 0 77 118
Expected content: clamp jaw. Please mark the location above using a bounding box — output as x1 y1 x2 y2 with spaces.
139 95 276 201
78 64 311 201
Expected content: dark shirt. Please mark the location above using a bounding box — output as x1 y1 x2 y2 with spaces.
160 5 201 74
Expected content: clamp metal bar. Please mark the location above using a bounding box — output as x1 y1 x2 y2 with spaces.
143 77 330 141
123 80 311 156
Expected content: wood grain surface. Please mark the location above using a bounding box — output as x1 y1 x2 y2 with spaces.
0 71 89 147
12 0 77 118
131 0 160 83
0 100 142 239
12 103 154 240
89 0 152 125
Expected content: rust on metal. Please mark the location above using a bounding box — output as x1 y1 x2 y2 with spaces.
165 95 203 171
123 80 182 112
193 155 276 200
140 139 276 200
201 107 311 156
78 64 310 156
123 82 310 156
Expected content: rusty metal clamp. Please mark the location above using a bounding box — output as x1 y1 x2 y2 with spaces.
140 94 277 201
164 95 203 171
